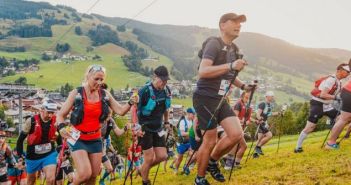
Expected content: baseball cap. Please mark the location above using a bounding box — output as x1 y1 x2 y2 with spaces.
265 91 274 97
342 65 350 73
42 101 58 112
154 66 170 81
219 13 246 24
337 63 350 73
186 107 195 114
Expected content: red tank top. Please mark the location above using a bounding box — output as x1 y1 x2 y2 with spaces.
343 80 351 92
74 96 102 140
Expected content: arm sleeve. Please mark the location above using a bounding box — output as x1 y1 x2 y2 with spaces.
16 132 28 156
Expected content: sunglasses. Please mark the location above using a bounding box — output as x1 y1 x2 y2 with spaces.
89 65 106 73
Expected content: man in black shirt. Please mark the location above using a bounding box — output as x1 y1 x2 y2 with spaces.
137 66 171 185
254 91 279 158
193 13 252 185
16 101 58 185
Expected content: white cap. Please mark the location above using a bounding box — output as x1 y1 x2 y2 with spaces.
42 101 58 112
265 91 274 97
342 65 350 72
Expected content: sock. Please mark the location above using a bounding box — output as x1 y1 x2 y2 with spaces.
196 175 205 181
101 171 110 181
227 154 234 160
209 157 217 165
296 131 308 149
235 158 242 163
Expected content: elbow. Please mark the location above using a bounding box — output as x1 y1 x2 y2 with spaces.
198 70 206 78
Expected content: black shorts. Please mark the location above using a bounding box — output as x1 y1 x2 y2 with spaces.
258 122 270 134
308 99 338 123
56 165 74 181
0 174 7 182
341 89 351 113
193 93 235 130
138 131 166 150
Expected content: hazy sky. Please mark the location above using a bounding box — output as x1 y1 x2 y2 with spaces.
32 0 351 50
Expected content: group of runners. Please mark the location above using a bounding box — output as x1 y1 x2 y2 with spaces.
0 12 349 185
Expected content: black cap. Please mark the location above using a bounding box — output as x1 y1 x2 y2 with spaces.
154 66 170 81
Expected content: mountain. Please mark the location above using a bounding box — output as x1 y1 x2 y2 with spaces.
96 14 349 79
0 0 350 102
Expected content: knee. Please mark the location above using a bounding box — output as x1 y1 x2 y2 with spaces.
227 131 243 143
158 154 168 163
78 170 92 182
45 175 56 185
266 132 273 139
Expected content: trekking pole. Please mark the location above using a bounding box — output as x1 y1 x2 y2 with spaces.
124 91 139 185
229 80 257 181
276 105 287 153
320 111 340 148
183 70 241 171
245 125 260 163
152 131 170 185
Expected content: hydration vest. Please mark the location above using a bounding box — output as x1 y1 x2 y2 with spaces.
140 83 171 116
27 114 57 146
70 86 110 125
237 99 252 121
177 117 189 143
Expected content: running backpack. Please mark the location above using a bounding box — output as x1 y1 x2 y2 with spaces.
176 116 189 143
310 75 337 98
197 37 241 69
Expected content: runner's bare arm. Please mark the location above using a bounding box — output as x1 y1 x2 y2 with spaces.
320 87 337 100
105 90 133 116
199 59 246 79
56 89 77 125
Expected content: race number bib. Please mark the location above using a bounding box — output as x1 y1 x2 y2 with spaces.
67 127 81 146
0 166 6 176
61 160 70 168
158 130 166 137
323 104 334 112
218 80 230 96
34 143 52 154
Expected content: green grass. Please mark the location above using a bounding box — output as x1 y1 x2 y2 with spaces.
172 97 193 108
0 56 148 90
117 130 351 185
0 19 174 90
6 128 351 184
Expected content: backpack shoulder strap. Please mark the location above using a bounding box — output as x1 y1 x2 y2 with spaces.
147 83 155 99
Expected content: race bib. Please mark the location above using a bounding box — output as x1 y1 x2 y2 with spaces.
158 130 166 137
34 143 52 154
218 79 230 96
61 160 70 168
67 127 81 146
0 166 6 176
323 104 334 112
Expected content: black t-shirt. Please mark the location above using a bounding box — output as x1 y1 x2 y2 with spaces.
195 38 239 99
258 102 273 121
138 83 168 132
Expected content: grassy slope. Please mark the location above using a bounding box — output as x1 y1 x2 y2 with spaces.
0 16 174 90
127 130 351 185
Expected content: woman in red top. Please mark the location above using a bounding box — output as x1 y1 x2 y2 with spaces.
327 60 351 149
56 65 137 185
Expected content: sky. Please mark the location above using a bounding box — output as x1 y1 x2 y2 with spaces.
31 0 351 50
